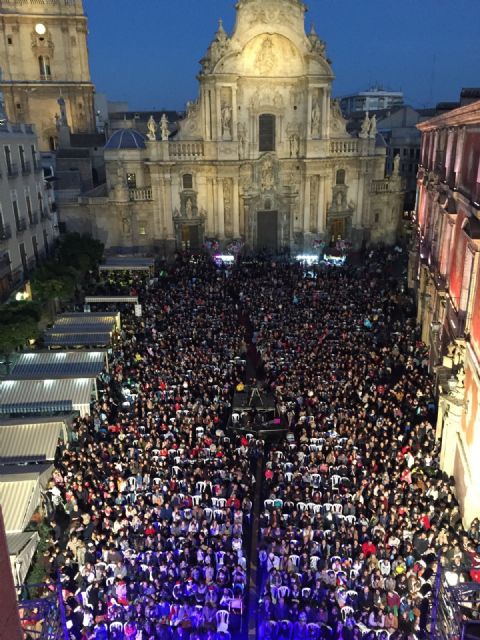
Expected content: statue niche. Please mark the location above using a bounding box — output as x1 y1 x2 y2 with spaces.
239 33 304 77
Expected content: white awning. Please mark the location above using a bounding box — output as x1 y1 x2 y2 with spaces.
0 420 64 464
0 378 94 417
9 351 107 380
84 296 138 304
0 464 53 533
7 531 39 587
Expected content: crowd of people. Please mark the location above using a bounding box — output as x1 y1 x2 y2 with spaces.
242 253 475 639
26 249 478 640
40 258 257 639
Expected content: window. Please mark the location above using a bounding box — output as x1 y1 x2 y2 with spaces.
7 36 12 45
31 144 39 170
374 211 380 223
393 148 400 157
38 56 51 79
182 174 193 190
259 114 276 152
139 225 146 236
19 145 26 171
32 236 39 264
336 169 346 185
4 145 13 173
403 148 408 156
25 193 33 223
126 173 136 188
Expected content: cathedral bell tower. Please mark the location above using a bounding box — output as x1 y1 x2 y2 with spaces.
0 0 95 150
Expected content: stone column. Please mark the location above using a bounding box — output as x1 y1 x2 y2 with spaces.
303 176 311 234
217 178 225 239
206 177 215 236
454 127 466 188
233 178 240 238
317 175 326 234
307 91 313 138
322 88 330 138
215 88 222 141
232 88 238 141
161 175 175 241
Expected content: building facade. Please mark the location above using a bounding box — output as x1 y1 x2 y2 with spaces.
0 120 58 300
0 0 95 151
411 99 480 525
340 87 404 117
63 0 404 254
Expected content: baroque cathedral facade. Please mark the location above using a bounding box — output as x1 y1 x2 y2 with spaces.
67 0 404 253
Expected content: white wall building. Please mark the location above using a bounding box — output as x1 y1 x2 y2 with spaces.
0 120 58 300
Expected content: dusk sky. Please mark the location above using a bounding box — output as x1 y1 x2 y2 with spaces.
84 0 480 111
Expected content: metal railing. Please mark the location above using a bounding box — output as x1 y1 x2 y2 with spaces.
0 223 12 241
16 216 27 232
7 162 18 178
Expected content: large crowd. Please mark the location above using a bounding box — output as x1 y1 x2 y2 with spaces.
29 249 478 640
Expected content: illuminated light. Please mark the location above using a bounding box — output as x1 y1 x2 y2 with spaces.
35 23 46 35
213 254 235 265
323 253 347 267
28 339 36 345
296 254 319 265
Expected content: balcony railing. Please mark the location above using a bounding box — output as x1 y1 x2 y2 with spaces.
329 139 360 155
168 142 204 160
0 224 12 241
16 217 27 233
129 187 153 202
7 162 18 178
21 160 31 175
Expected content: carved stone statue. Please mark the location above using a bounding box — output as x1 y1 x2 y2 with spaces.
368 114 377 139
289 134 299 157
261 157 274 190
393 154 401 176
238 122 247 158
359 112 370 139
185 197 193 217
160 113 169 141
221 103 232 138
146 115 157 141
311 100 321 137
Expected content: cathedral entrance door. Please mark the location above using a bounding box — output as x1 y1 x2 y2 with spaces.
328 218 346 243
257 210 278 253
180 224 201 250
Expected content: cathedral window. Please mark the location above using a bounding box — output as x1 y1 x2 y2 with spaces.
259 114 275 152
336 169 346 185
182 174 193 190
126 173 136 188
38 56 51 80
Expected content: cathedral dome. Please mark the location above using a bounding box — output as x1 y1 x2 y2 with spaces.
105 128 146 150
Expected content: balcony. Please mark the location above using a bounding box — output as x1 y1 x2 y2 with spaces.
16 217 27 233
129 187 153 202
7 162 18 178
29 212 39 226
168 142 204 160
21 160 31 175
0 224 12 242
329 139 360 155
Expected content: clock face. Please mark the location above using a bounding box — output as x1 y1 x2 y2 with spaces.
35 23 46 35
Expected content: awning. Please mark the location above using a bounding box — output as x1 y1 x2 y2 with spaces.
8 351 106 380
43 332 112 347
0 464 53 533
8 531 39 587
0 420 64 464
53 312 119 331
84 296 138 304
0 378 94 417
99 256 155 272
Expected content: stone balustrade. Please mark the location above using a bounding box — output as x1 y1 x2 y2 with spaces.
371 180 391 194
329 139 360 155
129 187 153 202
168 142 205 160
